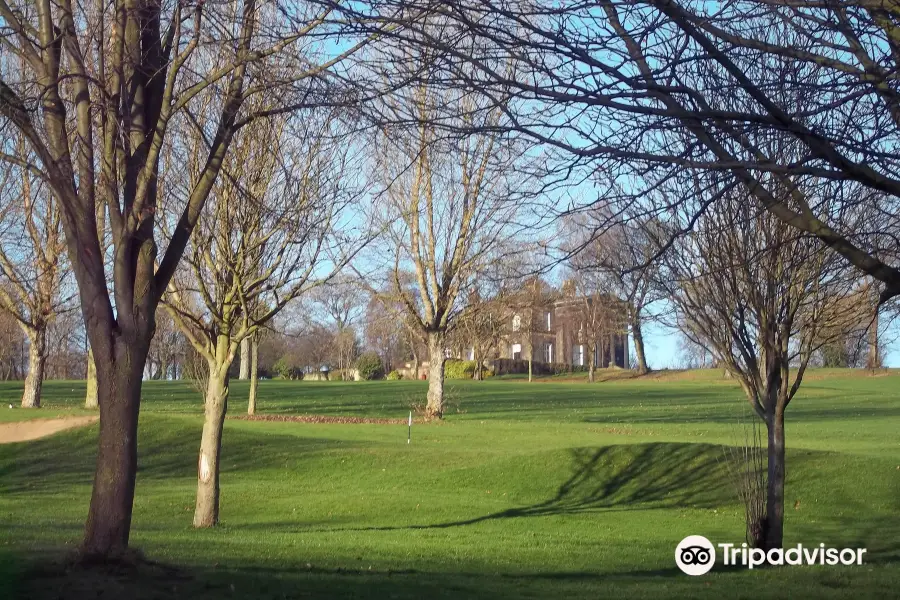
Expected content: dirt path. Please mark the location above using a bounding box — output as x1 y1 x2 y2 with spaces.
0 416 98 444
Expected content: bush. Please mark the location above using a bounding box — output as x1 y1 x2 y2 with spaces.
386 370 402 380
355 352 385 380
445 359 477 379
273 358 304 380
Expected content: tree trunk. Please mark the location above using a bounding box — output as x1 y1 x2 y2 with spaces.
247 337 259 415
473 345 482 381
425 331 445 419
85 349 99 409
867 307 879 369
588 343 595 383
527 338 533 382
194 362 230 528
239 338 250 379
632 316 649 374
21 327 47 408
764 407 786 551
81 340 149 559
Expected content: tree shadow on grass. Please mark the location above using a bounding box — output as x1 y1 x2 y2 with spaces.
4 549 709 600
0 415 365 496
347 442 740 532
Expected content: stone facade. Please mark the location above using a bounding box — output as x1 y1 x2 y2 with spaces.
495 296 628 369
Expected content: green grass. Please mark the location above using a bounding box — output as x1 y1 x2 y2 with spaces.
1 370 898 598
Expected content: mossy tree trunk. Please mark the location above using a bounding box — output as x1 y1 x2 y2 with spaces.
21 326 47 408
247 336 259 415
194 335 235 528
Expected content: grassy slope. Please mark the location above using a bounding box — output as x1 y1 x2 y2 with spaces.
0 370 898 599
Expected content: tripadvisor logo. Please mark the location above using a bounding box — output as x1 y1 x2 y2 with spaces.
675 535 867 575
675 535 716 576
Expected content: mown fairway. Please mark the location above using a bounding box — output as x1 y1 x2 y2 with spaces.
0 370 898 599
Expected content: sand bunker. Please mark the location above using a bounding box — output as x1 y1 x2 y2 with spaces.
0 415 98 444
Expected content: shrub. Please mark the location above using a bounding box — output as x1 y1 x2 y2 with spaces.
445 359 477 379
273 358 304 380
386 370 402 380
355 352 385 380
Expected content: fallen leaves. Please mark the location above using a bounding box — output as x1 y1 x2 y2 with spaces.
231 414 422 425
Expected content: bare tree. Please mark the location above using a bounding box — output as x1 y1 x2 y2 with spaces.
0 306 25 380
454 286 507 380
661 182 860 550
364 292 405 372
373 70 523 417
163 105 361 528
0 0 371 553
565 214 662 375
311 276 365 377
146 308 183 380
563 275 620 383
336 1 900 308
0 139 69 407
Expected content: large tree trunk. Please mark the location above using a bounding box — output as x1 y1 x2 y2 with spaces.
194 360 230 528
247 337 259 415
81 339 149 558
764 406 786 551
239 338 250 379
425 331 445 419
21 327 47 408
632 316 649 374
85 349 99 408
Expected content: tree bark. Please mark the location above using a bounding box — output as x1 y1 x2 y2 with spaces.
81 340 149 558
867 305 879 369
632 316 649 374
764 406 786 551
194 361 230 528
247 336 259 415
21 327 47 408
425 331 445 419
473 344 482 380
84 349 99 409
588 342 595 383
239 338 250 379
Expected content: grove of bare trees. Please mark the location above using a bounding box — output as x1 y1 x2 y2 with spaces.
2 0 898 562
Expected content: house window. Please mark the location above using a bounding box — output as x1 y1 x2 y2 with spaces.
572 344 584 366
544 342 553 363
467 347 475 361
512 343 522 360
444 347 453 359
546 311 551 331
512 314 521 332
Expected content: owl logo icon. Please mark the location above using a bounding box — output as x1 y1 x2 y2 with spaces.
675 535 716 575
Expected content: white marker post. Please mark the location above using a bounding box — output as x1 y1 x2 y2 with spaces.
407 411 412 444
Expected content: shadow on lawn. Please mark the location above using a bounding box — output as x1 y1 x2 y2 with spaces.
353 442 737 532
7 551 688 600
0 415 364 496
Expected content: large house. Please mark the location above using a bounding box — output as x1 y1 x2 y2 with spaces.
498 295 629 369
450 284 630 371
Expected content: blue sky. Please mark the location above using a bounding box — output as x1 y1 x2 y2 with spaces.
641 316 900 370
